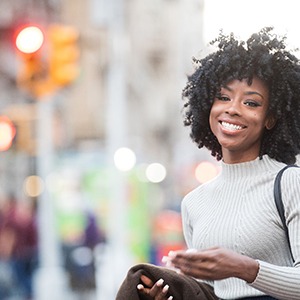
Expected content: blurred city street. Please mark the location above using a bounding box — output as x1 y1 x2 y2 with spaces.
0 0 300 299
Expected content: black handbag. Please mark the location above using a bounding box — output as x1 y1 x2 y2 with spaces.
274 164 299 262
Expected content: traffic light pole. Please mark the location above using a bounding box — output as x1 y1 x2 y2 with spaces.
15 22 77 300
33 97 69 300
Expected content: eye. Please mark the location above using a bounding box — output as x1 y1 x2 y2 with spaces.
216 95 230 101
244 100 261 107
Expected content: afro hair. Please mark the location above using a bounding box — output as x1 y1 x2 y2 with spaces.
182 27 300 164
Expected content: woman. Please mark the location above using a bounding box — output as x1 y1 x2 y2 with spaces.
116 27 300 300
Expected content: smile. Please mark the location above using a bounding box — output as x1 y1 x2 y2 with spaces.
220 121 245 131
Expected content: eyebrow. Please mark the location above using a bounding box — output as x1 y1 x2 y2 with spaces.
222 85 265 99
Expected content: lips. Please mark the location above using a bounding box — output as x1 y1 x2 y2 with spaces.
220 121 246 131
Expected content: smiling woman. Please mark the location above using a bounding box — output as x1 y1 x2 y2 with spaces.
209 77 272 164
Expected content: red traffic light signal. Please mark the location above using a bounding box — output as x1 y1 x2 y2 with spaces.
15 25 44 54
14 23 80 97
14 25 57 97
0 116 16 151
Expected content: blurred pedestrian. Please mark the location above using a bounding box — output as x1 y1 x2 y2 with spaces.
12 200 37 300
0 198 17 299
64 210 106 299
1 196 38 300
83 211 106 250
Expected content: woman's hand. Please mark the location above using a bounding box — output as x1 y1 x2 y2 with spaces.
137 275 173 300
163 247 259 283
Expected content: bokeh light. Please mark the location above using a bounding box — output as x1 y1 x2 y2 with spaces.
194 161 219 184
114 147 136 171
0 116 16 151
146 163 167 183
23 175 44 197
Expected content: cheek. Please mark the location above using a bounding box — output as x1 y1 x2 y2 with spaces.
254 113 269 128
208 110 214 129
209 109 218 135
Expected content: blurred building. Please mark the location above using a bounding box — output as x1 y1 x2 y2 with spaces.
0 0 207 197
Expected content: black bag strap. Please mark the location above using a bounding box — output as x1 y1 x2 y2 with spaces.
274 164 299 262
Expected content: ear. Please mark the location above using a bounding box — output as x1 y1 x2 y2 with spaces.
265 114 276 130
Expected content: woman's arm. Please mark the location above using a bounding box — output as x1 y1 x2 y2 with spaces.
165 247 300 300
166 247 259 283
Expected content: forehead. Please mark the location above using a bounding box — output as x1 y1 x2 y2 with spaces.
221 77 269 97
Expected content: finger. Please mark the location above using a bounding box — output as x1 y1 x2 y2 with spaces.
171 251 200 267
156 284 171 300
162 255 171 264
171 257 197 276
186 248 198 253
137 283 148 294
148 278 164 297
140 274 154 287
162 256 175 268
162 284 170 294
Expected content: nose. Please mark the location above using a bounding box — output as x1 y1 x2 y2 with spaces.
225 99 241 116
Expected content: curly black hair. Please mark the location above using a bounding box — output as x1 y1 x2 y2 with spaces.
182 27 300 164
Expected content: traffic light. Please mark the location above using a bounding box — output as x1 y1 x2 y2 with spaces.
48 24 80 86
14 23 80 97
0 116 16 151
15 25 45 92
15 24 56 97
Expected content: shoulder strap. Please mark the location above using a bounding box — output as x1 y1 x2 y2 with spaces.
274 164 298 262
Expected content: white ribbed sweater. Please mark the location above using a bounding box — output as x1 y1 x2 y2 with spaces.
181 155 300 300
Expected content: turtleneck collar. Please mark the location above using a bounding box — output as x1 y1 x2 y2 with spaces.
219 155 285 181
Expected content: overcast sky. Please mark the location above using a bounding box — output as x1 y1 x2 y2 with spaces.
203 0 300 53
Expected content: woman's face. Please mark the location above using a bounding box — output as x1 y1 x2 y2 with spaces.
209 77 272 163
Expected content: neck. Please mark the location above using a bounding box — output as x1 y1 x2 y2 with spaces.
222 151 260 164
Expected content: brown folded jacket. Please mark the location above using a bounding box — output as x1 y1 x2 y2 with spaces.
115 263 217 300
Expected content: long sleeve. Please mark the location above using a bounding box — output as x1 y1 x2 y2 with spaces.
250 261 300 299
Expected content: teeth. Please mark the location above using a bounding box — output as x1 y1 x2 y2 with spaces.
221 121 243 131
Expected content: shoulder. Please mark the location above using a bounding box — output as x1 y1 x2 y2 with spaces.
277 165 300 206
279 165 300 182
271 163 300 191
279 165 300 191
